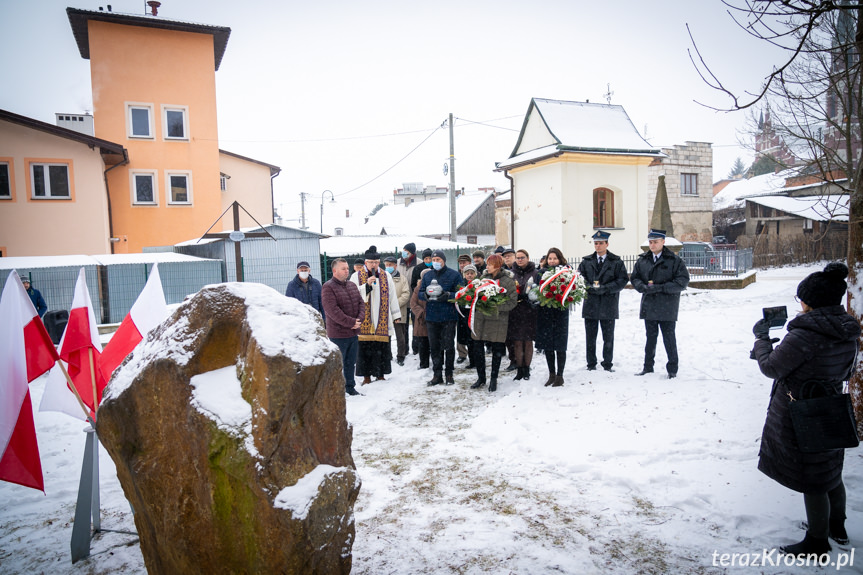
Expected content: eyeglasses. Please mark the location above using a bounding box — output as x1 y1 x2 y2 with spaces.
794 295 801 303
515 256 528 260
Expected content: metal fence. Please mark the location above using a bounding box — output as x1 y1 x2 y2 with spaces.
13 260 225 324
564 248 754 279
319 245 493 282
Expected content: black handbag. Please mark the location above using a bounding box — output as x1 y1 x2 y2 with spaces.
788 380 860 453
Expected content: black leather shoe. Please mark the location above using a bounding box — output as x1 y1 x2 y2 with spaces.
603 366 615 372
470 379 486 389
780 533 831 557
456 357 467 364
427 375 444 386
586 365 597 371
488 378 498 392
505 361 517 372
445 373 455 385
396 358 404 366
667 373 677 379
635 369 654 376
346 388 361 396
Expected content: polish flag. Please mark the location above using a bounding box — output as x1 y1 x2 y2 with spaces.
99 263 168 382
43 268 106 418
0 271 59 491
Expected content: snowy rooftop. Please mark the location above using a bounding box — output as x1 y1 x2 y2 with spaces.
362 191 493 236
320 234 479 256
0 252 216 270
746 194 849 222
497 98 661 169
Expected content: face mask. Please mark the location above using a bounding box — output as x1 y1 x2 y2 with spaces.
425 261 433 267
298 271 310 280
432 262 442 271
402 250 409 259
385 266 395 274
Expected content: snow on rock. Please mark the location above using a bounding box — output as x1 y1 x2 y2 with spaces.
274 464 354 520
190 366 257 457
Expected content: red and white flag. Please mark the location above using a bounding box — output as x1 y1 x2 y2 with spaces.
40 269 105 420
99 263 168 382
0 270 58 491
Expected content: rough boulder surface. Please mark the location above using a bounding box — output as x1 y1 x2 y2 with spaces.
97 283 360 575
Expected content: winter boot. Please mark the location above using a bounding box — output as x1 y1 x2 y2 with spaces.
427 373 444 386
780 533 831 557
488 377 498 392
514 366 525 381
552 374 564 387
523 367 531 380
445 371 455 385
471 362 486 389
544 372 555 387
830 519 849 545
505 360 517 372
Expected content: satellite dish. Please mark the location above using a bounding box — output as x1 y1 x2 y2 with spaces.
229 230 246 242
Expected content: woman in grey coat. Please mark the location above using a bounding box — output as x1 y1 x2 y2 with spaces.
751 262 860 557
469 254 518 392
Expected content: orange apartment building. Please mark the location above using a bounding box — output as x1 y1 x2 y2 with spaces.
0 7 279 257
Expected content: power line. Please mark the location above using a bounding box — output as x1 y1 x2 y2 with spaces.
454 115 521 132
334 124 444 198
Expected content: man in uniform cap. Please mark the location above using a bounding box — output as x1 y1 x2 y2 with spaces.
629 229 689 378
577 231 629 371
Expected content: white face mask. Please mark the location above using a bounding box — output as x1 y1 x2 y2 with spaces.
298 271 310 280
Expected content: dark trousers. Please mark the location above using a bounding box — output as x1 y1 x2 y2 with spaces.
584 319 615 369
427 320 457 376
472 340 505 381
804 481 846 539
643 320 678 374
394 322 408 360
416 336 430 368
330 336 358 391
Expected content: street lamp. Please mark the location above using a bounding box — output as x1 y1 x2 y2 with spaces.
320 190 335 234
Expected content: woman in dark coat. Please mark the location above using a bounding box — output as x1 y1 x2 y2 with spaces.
507 249 540 380
535 248 570 387
751 262 860 557
469 254 518 392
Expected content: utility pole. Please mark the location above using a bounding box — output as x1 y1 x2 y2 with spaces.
299 192 308 229
448 113 457 242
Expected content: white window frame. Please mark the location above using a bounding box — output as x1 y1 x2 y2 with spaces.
165 171 193 205
220 174 228 191
0 162 10 199
130 170 159 205
30 163 71 199
161 104 189 141
681 173 698 196
127 102 154 139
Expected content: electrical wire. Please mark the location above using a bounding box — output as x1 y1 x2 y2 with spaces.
333 124 443 198
454 115 521 132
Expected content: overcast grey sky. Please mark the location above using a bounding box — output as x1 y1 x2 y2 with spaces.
1 0 784 220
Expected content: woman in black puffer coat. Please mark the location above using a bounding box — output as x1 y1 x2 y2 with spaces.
751 262 860 557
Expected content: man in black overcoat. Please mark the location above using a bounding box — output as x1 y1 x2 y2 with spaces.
629 229 690 378
577 231 629 371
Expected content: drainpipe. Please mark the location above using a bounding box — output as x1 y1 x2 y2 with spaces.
103 148 129 255
270 168 281 224
505 171 515 248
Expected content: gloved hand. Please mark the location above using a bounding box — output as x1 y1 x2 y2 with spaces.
752 319 770 340
429 290 450 302
591 286 606 296
643 284 660 294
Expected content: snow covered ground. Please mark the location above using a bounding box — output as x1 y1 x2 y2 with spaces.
3 263 863 574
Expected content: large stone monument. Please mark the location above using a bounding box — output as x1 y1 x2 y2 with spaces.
97 283 360 574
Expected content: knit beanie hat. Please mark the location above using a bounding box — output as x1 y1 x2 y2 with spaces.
422 248 433 259
796 262 849 308
463 264 477 275
364 245 380 260
431 249 446 262
403 242 416 254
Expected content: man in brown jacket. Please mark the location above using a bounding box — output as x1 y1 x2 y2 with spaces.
322 258 365 396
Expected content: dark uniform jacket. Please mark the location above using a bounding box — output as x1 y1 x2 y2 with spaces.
629 247 689 321
752 305 860 493
577 252 629 320
419 265 463 323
